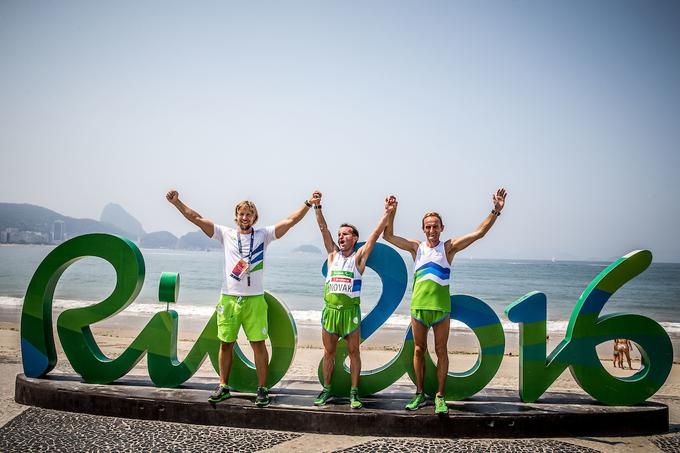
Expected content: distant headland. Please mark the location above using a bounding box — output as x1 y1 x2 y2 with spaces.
292 244 322 254
0 202 219 250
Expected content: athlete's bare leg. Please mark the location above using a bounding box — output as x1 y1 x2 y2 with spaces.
432 316 451 396
411 317 428 393
322 330 340 386
219 341 235 386
346 329 362 388
250 340 269 387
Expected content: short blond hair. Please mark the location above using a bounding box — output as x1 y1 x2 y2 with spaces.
421 212 443 229
234 200 259 224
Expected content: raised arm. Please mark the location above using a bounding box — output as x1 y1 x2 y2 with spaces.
381 195 419 260
356 202 392 270
447 188 507 257
311 191 337 254
166 190 215 238
274 193 314 239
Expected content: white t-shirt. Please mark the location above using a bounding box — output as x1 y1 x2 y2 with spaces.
212 224 278 296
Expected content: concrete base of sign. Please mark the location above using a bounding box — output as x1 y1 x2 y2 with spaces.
14 373 668 438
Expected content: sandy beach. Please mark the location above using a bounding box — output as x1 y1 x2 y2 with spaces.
2 305 680 451
2 300 680 402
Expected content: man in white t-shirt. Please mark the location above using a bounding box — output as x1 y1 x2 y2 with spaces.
166 189 315 406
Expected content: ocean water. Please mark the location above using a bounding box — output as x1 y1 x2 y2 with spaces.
1 244 679 335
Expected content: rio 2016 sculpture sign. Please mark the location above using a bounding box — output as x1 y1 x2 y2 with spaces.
20 233 672 406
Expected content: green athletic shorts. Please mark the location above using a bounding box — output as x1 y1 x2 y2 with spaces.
411 309 449 328
216 294 268 343
322 305 361 338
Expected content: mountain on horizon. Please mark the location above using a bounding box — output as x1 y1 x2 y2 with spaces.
292 244 322 254
139 230 178 249
0 203 132 239
177 230 221 250
100 203 146 239
0 202 217 250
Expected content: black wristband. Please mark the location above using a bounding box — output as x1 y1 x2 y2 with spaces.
305 200 312 208
314 205 322 210
491 209 501 217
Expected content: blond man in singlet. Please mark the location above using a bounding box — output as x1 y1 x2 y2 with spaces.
382 188 507 414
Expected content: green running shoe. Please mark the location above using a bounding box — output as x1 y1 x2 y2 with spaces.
434 394 448 415
208 384 231 403
314 385 332 406
405 393 426 411
255 386 270 407
349 387 363 409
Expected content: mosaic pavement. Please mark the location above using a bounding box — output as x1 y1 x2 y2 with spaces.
333 437 601 453
0 407 300 452
2 406 678 452
651 432 680 453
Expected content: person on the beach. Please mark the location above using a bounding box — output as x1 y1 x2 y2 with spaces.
612 345 621 368
310 191 393 409
614 338 634 369
166 189 315 407
382 188 507 414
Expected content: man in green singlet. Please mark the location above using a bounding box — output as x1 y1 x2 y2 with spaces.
382 188 507 414
309 190 392 409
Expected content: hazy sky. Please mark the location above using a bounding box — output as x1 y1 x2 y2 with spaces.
1 1 679 261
